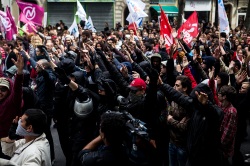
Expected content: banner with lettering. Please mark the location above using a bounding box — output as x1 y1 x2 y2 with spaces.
17 0 44 26
159 5 174 51
177 11 198 46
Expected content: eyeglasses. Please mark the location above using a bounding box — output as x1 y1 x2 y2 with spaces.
0 86 8 92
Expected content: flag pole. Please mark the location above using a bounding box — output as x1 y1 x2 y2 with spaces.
218 0 221 47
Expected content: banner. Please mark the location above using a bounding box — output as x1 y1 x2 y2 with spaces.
177 11 198 46
76 0 87 21
218 0 229 34
17 0 44 26
159 5 174 50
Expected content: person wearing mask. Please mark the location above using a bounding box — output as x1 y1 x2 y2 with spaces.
0 109 51 166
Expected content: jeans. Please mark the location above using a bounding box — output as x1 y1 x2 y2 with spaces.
169 142 187 166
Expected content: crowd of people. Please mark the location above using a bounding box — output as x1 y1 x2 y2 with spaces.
0 18 250 166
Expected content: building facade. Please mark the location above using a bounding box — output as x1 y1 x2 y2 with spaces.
0 0 249 31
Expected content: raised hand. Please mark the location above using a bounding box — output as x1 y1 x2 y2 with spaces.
11 53 24 75
236 70 247 85
132 71 140 79
54 67 71 85
195 91 208 105
208 67 215 80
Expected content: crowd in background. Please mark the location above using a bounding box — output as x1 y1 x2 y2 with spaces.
0 18 250 166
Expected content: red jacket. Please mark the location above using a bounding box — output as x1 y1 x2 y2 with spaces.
0 73 23 138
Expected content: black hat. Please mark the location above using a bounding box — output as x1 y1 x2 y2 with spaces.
57 58 75 75
98 78 117 96
202 56 216 70
217 72 229 86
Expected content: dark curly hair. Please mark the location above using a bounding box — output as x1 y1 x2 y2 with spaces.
100 112 126 145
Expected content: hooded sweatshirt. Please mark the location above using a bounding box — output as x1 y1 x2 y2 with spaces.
0 71 23 138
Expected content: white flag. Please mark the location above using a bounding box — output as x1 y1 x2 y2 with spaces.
84 16 96 32
218 0 229 34
0 15 10 31
126 14 143 27
125 0 148 20
75 0 86 21
68 17 79 38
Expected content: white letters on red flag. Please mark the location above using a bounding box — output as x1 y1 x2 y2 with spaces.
159 6 174 50
177 11 198 46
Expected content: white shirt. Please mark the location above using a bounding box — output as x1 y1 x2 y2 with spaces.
0 133 51 166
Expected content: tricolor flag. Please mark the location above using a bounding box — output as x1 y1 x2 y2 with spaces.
218 0 229 34
17 0 44 26
159 5 174 51
76 0 87 21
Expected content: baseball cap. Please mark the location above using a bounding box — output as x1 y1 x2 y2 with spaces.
161 60 167 67
0 77 10 89
128 78 146 90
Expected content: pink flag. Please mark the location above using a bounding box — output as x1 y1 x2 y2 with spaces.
17 0 44 26
0 9 14 40
6 6 17 34
177 11 198 46
24 22 36 33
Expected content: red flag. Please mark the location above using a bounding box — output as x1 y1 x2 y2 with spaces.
177 11 198 46
159 5 174 51
128 22 137 35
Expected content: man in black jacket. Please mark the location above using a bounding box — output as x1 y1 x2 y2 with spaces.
35 58 56 162
78 111 128 166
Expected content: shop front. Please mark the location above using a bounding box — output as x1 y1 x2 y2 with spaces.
47 0 114 31
150 5 178 24
184 0 211 22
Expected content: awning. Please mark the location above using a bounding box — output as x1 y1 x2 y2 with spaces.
150 6 178 13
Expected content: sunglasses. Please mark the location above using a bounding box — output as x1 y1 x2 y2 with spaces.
0 86 8 92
